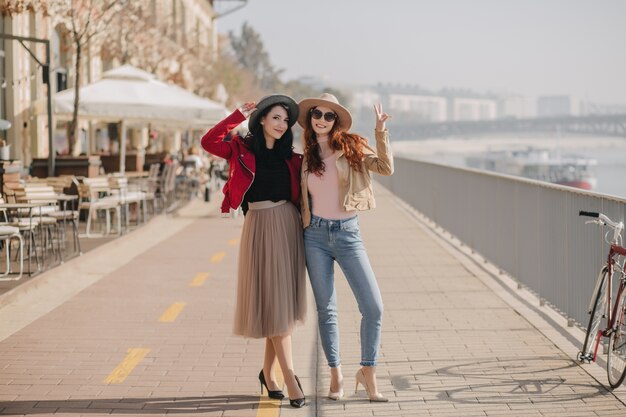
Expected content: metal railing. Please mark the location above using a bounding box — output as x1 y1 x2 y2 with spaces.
377 156 626 327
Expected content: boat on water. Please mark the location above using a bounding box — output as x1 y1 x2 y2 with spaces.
465 147 597 190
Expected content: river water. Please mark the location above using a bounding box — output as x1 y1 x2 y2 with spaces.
392 135 626 200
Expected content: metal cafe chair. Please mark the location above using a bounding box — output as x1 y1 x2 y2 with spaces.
20 182 81 261
108 175 146 228
0 196 25 280
3 189 43 273
77 177 122 237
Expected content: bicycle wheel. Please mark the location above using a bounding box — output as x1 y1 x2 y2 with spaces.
607 286 626 388
580 268 608 362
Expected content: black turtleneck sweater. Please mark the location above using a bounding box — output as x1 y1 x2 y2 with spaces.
244 144 291 205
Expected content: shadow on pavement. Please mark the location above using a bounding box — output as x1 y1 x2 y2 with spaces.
388 356 611 405
0 395 266 415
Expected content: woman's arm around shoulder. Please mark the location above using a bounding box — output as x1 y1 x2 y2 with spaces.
363 103 394 176
200 102 256 159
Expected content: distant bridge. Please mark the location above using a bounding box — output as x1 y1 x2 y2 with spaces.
391 114 626 140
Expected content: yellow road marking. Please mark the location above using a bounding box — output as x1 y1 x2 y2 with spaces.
159 302 186 322
190 272 210 287
210 251 226 263
104 348 150 384
256 369 284 417
256 397 282 417
228 238 239 246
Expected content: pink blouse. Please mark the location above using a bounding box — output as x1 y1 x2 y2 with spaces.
307 153 357 220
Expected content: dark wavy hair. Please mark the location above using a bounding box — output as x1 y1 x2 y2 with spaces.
241 104 294 159
303 108 366 175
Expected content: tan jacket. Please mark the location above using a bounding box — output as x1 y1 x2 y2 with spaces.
301 129 394 228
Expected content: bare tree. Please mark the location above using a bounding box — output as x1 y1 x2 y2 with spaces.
229 22 283 92
102 2 180 75
101 3 264 107
202 36 266 106
227 22 325 102
46 0 122 155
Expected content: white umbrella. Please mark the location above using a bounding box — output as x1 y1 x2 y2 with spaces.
54 65 228 126
54 65 228 172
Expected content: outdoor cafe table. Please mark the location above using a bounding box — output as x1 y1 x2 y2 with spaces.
17 194 78 205
123 171 149 178
16 194 80 263
0 201 49 276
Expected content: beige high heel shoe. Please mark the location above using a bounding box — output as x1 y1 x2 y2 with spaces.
355 368 388 402
328 379 344 400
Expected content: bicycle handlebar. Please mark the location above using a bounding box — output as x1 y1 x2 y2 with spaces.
580 210 624 245
579 211 600 218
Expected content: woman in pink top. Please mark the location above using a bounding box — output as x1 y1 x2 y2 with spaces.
298 93 393 402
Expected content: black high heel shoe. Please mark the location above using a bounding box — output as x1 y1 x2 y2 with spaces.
259 370 284 400
289 375 306 408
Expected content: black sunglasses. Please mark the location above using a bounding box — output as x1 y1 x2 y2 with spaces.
310 108 337 122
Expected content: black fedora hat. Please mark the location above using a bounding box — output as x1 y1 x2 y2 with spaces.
248 94 299 132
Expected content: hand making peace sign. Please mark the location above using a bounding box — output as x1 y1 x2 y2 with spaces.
374 103 391 132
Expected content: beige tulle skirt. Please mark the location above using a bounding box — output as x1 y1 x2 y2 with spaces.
233 200 306 338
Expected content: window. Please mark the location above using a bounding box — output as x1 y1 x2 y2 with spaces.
51 27 69 92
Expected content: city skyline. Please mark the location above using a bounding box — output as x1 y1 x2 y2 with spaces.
218 0 626 105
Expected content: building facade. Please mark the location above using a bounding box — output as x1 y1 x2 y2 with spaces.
387 94 448 122
1 0 217 165
448 97 497 121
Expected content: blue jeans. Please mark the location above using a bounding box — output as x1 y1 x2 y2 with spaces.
304 214 384 367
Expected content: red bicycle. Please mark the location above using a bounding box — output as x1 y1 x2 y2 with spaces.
578 211 626 388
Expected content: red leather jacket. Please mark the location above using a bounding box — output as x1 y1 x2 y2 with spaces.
201 109 303 213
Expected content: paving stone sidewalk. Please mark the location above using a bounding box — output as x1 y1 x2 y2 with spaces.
0 186 625 416
309 186 626 417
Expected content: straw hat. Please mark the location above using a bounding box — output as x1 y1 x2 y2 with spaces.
297 93 352 131
248 94 299 132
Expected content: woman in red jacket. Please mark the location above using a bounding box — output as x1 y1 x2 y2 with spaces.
201 95 306 408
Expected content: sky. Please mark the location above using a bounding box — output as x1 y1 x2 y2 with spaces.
216 0 626 104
